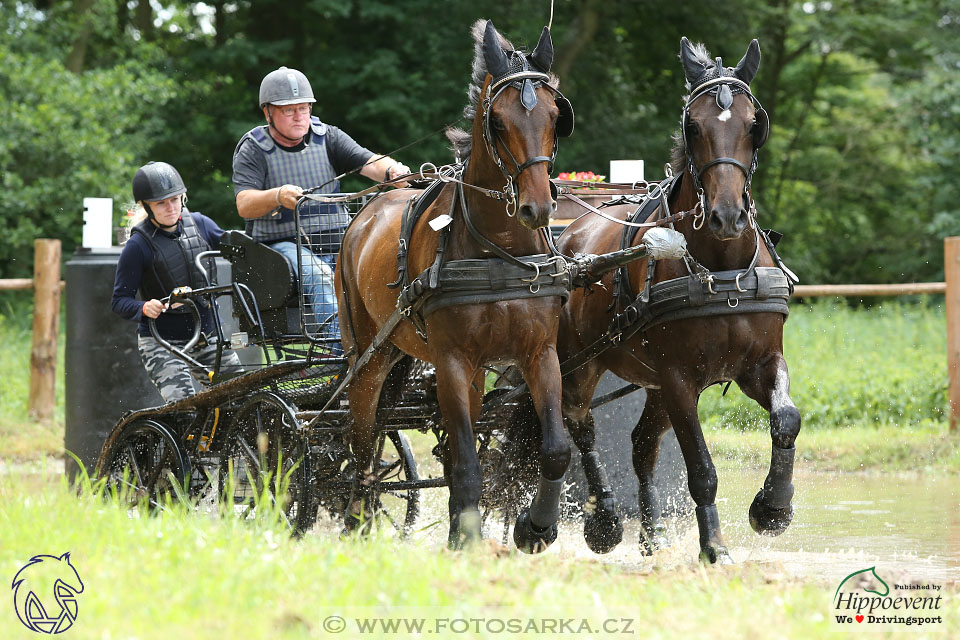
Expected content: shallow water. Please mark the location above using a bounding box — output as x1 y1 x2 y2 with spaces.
716 469 959 583
381 465 960 585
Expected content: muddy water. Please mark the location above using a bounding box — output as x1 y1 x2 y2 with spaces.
402 465 959 585
717 469 959 583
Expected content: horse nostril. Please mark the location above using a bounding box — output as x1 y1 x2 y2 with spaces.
709 210 724 231
739 210 748 226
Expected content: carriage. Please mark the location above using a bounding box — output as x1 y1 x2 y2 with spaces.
97 23 801 563
94 185 633 537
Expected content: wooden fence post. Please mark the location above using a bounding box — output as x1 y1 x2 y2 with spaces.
28 239 61 421
946 237 960 432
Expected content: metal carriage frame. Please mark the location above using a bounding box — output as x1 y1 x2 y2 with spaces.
95 191 553 539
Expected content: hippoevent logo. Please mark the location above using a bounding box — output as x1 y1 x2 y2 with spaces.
832 566 944 629
11 553 85 634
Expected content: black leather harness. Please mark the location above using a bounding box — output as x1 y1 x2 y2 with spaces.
389 178 569 340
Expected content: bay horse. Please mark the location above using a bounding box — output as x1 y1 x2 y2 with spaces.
336 20 575 550
557 37 800 564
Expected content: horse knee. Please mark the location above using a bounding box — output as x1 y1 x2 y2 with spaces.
688 463 718 505
540 439 571 480
770 406 801 449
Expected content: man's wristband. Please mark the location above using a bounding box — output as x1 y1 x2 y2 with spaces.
275 185 284 205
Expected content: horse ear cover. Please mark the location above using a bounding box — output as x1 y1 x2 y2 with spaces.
483 20 509 79
734 39 761 85
679 37 708 86
530 26 554 72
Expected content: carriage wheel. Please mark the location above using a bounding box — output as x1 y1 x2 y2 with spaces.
101 418 191 512
344 431 420 538
220 392 315 536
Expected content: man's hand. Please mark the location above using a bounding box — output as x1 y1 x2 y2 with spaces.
142 299 168 319
276 184 304 210
386 163 411 188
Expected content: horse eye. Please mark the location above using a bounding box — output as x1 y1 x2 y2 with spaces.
491 117 505 131
686 121 700 137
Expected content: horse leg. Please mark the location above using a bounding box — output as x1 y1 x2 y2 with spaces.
435 358 484 549
343 348 397 535
513 349 571 554
565 411 623 554
661 372 732 565
631 389 673 555
737 353 801 536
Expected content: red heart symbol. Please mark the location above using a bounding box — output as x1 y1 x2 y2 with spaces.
856 615 864 623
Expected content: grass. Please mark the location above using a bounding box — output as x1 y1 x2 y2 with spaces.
0 299 65 458
698 299 949 428
8 473 951 640
707 420 960 474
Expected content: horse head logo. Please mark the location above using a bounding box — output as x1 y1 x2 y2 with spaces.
11 552 85 634
834 566 890 603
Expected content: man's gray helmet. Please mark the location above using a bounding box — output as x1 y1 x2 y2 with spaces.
132 161 187 203
259 67 316 108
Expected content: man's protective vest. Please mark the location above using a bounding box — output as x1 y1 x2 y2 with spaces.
239 116 349 242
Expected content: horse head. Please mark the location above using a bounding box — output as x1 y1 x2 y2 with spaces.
453 20 574 230
679 37 766 241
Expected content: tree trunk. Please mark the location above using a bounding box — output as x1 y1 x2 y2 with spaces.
136 0 154 40
214 1 227 47
65 0 96 74
553 0 604 88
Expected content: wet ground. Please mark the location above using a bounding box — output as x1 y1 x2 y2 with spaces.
6 455 958 586
359 462 960 586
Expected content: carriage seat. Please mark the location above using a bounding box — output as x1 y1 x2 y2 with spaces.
219 231 300 336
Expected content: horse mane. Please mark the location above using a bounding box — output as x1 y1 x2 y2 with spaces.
670 40 715 175
445 19 559 162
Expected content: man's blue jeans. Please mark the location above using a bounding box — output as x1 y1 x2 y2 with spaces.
267 241 341 352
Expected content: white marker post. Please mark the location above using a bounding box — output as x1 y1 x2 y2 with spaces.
82 197 114 248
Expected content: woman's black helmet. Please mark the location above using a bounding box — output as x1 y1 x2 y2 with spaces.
132 161 187 203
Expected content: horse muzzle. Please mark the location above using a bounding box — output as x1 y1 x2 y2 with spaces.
708 203 749 240
517 199 557 230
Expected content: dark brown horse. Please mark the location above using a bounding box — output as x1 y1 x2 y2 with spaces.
336 20 574 550
557 37 800 564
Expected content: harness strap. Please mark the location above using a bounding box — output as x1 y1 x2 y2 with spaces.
458 181 544 270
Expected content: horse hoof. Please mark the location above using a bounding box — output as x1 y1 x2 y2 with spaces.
583 509 623 554
448 509 482 550
749 489 794 536
638 524 668 556
699 544 734 565
513 509 558 554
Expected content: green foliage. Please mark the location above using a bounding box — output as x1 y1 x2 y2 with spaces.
0 11 178 277
2 0 959 285
699 300 948 430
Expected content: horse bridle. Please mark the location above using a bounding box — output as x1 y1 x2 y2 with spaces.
681 75 769 229
481 53 574 216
